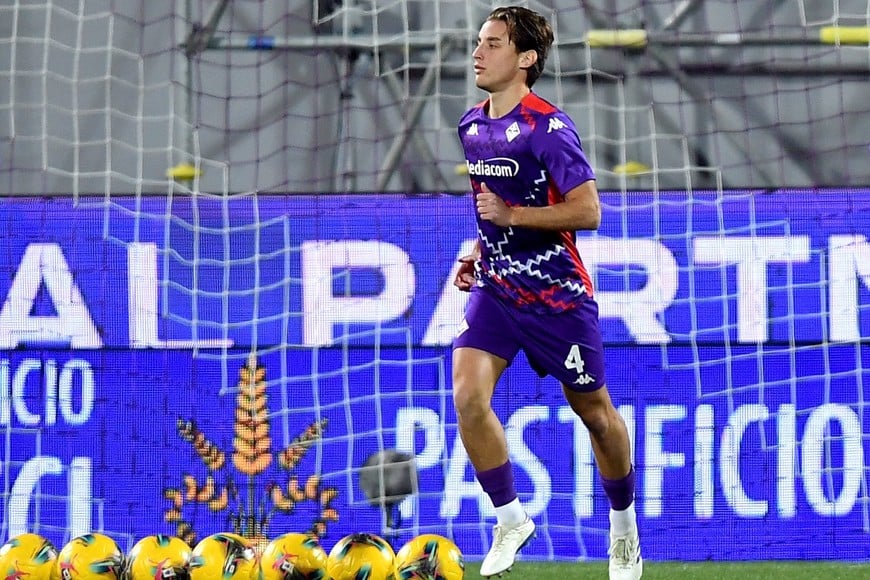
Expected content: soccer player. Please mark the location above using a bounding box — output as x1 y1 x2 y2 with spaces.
453 6 642 580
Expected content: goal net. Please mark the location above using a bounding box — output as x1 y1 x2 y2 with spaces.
1 0 869 563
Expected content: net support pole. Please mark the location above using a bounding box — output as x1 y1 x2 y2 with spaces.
686 1 717 188
185 33 460 51
194 34 868 75
660 0 705 32
582 27 870 48
182 0 229 170
375 37 454 192
177 0 196 167
175 0 233 178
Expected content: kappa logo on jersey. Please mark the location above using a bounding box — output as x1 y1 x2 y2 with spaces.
505 121 520 142
465 157 520 177
467 123 479 136
547 117 567 133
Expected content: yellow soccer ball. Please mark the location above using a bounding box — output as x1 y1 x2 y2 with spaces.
125 534 192 579
0 532 59 580
327 533 395 580
189 533 257 580
394 534 464 580
257 533 327 580
57 533 124 580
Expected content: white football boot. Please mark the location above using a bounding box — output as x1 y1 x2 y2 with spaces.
608 529 643 580
479 517 536 578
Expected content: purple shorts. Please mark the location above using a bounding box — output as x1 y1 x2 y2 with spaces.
453 288 607 392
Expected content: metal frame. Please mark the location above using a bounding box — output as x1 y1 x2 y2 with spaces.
580 0 834 186
177 0 866 190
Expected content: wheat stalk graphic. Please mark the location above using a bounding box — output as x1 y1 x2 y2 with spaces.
164 354 338 548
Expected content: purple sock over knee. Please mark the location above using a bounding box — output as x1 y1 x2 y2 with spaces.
601 466 635 511
476 461 518 508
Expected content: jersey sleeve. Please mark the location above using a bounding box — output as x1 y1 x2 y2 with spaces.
530 112 596 196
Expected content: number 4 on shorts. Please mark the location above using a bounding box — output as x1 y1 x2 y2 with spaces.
564 344 586 373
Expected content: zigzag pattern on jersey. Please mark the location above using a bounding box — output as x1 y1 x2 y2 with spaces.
479 227 587 309
498 277 585 311
481 232 586 294
479 225 514 259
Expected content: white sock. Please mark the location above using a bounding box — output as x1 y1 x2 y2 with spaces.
609 502 637 538
494 498 526 527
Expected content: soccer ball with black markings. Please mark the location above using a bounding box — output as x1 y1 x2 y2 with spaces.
327 533 396 580
124 534 192 579
257 532 327 580
394 534 464 580
57 533 125 580
189 533 258 580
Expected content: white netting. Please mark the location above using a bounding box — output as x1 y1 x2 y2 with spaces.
1 0 869 564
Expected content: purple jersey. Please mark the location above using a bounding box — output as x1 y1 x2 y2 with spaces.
458 92 596 313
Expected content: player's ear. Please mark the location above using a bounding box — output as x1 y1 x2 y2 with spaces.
519 49 538 69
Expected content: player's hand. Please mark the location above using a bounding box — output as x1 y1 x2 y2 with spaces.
476 182 513 227
454 253 478 292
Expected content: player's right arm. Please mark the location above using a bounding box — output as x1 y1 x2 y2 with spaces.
454 240 480 292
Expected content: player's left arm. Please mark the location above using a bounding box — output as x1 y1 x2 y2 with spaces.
506 179 600 231
475 178 600 231
477 180 599 230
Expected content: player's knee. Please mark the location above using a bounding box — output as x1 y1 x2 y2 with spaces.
574 398 622 439
579 407 611 438
452 380 490 422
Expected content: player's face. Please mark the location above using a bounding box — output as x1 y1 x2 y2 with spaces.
472 19 526 93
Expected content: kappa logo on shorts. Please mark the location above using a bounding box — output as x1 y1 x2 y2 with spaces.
573 373 595 386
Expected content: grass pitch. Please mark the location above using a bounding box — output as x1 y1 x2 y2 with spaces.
463 560 870 579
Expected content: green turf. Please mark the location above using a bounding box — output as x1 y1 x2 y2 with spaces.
462 560 870 579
